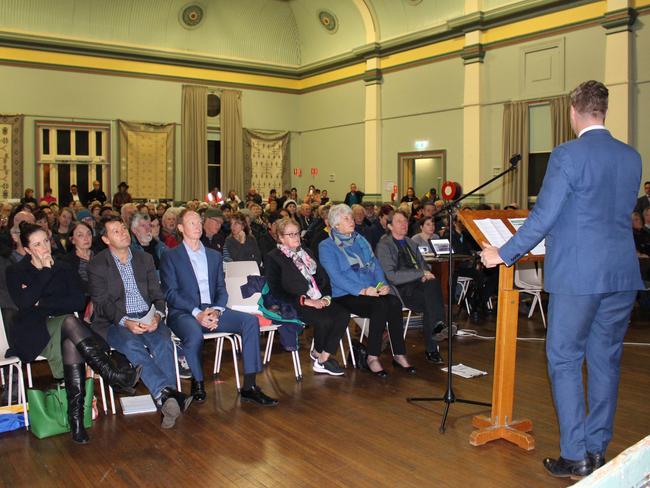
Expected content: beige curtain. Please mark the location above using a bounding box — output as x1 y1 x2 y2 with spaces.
220 89 244 196
550 94 575 146
501 101 529 209
181 85 208 200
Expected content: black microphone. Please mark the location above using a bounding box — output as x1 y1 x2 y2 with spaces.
509 154 522 167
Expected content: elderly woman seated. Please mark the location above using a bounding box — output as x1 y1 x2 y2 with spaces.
6 223 141 443
376 210 446 364
265 218 350 376
318 204 414 377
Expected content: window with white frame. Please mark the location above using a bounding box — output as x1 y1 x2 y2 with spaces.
207 130 221 192
36 122 110 202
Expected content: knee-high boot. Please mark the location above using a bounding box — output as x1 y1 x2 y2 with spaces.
64 364 89 444
76 336 142 394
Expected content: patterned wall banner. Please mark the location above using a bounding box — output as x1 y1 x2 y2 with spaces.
0 115 24 200
243 129 290 200
118 120 175 199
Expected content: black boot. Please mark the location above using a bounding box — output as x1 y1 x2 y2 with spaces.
191 379 206 403
64 364 89 444
76 337 142 393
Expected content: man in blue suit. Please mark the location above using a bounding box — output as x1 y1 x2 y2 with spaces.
481 80 643 480
159 209 278 406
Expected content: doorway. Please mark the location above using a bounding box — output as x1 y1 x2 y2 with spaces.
397 150 446 201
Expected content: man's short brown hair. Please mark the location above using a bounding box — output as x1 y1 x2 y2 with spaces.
570 80 608 118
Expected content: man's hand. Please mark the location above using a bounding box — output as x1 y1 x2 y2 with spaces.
197 309 219 330
480 242 504 268
377 285 390 296
124 319 148 334
422 271 435 282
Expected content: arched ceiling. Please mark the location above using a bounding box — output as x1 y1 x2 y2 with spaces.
0 0 528 69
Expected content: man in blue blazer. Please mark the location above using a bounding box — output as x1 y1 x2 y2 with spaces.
159 209 277 406
482 81 643 480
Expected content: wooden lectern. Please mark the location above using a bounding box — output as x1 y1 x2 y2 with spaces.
458 209 544 451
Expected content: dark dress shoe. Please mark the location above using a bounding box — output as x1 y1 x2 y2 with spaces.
588 452 605 470
191 379 207 403
240 386 279 406
371 368 388 378
425 350 444 364
392 360 416 374
543 456 592 479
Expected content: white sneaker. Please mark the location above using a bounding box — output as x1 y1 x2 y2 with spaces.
313 358 345 376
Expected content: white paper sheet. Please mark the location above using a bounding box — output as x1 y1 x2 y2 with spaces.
474 219 514 247
441 363 488 379
129 304 157 324
120 395 158 415
508 218 546 255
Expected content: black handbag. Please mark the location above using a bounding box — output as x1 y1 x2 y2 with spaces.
348 340 368 370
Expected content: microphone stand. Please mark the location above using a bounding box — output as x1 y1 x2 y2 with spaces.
407 155 521 433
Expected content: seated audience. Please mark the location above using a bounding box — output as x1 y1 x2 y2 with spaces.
130 213 166 269
161 208 181 248
412 215 440 249
364 204 393 251
112 181 132 210
160 209 277 404
86 180 107 205
223 212 262 267
632 211 650 256
635 181 650 214
297 203 313 231
320 189 330 205
64 222 95 296
51 207 75 253
401 187 417 203
61 184 83 208
246 187 263 205
7 222 141 443
201 208 227 252
284 199 298 220
319 204 414 377
265 218 348 376
226 190 243 208
351 204 370 235
343 183 364 206
39 187 57 205
376 211 445 364
89 217 191 429
20 188 37 206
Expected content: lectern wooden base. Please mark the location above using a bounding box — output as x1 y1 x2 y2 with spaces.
470 415 535 450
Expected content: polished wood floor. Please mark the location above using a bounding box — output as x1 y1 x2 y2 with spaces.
2 305 649 488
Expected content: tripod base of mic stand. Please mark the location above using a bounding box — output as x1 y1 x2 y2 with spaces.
407 391 491 433
469 415 535 450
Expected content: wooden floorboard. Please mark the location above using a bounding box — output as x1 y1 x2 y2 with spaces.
1 306 649 488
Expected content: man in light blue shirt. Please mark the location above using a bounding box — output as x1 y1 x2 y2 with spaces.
160 209 277 406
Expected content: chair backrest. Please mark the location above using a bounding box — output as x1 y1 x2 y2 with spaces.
514 263 543 289
224 261 260 279
0 310 11 359
225 276 261 310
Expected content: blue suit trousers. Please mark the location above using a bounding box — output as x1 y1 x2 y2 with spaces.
546 291 636 460
167 308 262 381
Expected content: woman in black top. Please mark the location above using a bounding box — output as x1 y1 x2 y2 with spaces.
265 218 348 376
6 223 141 443
223 212 262 267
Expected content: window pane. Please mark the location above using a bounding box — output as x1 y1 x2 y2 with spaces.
42 129 50 155
58 164 71 201
528 153 550 197
208 140 220 164
96 165 103 183
96 131 103 156
208 165 221 191
75 130 89 156
57 130 71 155
76 164 89 199
42 163 51 191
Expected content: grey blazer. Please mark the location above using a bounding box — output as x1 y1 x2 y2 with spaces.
375 234 427 288
88 248 165 339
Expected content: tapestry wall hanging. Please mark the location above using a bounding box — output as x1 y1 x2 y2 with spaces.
0 115 24 200
118 120 175 199
243 130 290 199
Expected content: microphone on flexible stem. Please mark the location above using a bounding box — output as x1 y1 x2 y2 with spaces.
509 154 521 167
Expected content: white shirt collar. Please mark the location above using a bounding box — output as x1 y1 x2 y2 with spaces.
578 124 606 137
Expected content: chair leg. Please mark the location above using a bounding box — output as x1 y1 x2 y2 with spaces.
109 385 116 415
17 364 28 428
528 294 538 319
403 310 412 339
98 375 108 415
346 326 356 368
226 336 241 391
1 367 4 387
214 338 225 376
26 363 33 389
172 338 181 390
339 340 348 368
263 330 275 365
291 350 302 381
8 366 13 407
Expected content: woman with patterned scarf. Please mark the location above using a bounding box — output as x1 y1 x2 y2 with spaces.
265 218 350 376
319 204 414 377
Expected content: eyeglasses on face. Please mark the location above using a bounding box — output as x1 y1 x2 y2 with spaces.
282 232 300 238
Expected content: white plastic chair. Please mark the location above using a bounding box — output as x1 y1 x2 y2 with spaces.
309 325 357 369
456 276 474 314
224 261 261 279
0 309 29 428
514 263 546 328
352 307 413 356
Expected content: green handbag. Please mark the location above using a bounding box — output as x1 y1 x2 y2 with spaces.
27 378 94 439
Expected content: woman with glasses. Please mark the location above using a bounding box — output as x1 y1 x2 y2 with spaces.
319 204 414 377
265 218 349 376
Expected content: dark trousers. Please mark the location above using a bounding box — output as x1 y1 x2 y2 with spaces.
167 308 262 381
334 294 406 356
398 279 444 353
297 302 350 355
547 291 636 460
